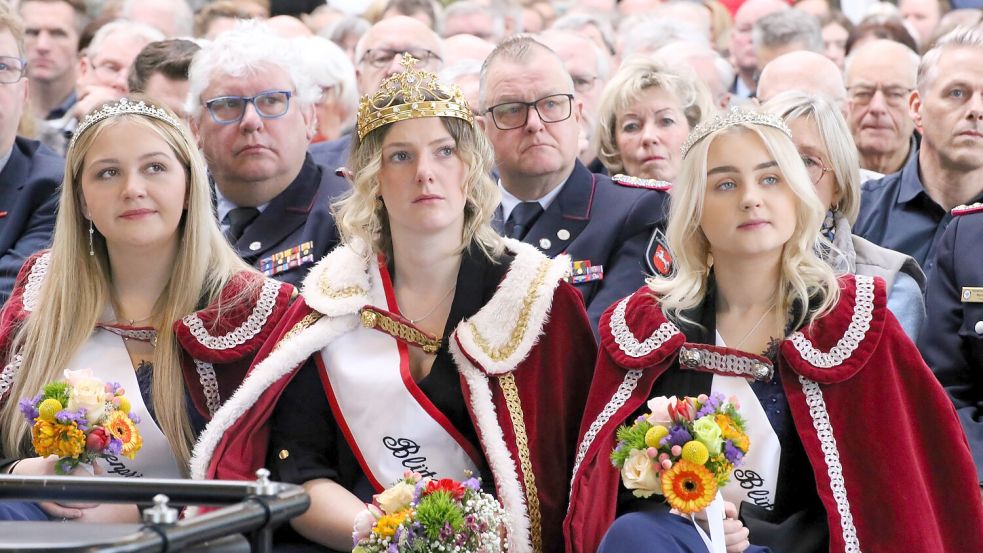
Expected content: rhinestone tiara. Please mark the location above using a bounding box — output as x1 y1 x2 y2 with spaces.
681 107 792 158
356 54 474 140
70 98 183 151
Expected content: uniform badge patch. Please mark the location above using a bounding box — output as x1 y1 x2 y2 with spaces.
260 241 315 277
568 260 604 284
646 228 675 278
961 287 983 303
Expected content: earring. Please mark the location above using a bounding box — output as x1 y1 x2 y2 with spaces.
88 219 94 256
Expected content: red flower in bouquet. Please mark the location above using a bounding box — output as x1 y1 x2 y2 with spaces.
85 428 110 452
424 478 467 500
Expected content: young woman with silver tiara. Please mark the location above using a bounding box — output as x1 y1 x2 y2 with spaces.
0 97 295 522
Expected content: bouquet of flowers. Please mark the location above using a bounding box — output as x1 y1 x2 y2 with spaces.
18 369 143 474
611 393 749 514
352 471 509 553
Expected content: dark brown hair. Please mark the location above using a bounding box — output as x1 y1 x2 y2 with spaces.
127 39 201 93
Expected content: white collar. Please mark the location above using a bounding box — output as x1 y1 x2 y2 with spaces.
498 175 568 223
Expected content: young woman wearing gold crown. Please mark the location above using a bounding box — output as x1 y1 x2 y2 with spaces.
190 55 597 553
563 108 983 553
0 96 295 522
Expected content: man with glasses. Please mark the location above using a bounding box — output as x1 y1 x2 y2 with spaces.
854 28 983 276
188 22 347 286
844 39 921 179
0 5 63 303
478 35 669 334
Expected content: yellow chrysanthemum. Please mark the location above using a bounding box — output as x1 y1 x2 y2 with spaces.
32 420 85 458
106 411 142 459
661 459 717 514
716 414 750 452
373 508 411 538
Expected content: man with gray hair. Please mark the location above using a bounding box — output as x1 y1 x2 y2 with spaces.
855 27 983 276
752 8 825 74
729 0 787 99
756 50 847 110
656 41 734 111
478 35 669 333
441 0 504 42
844 39 920 178
188 21 348 286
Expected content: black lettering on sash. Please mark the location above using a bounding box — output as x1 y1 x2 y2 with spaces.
102 455 144 478
383 436 436 477
734 469 774 509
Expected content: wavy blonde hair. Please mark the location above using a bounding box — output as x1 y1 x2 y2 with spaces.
0 97 254 471
334 98 503 262
594 56 715 176
649 120 841 330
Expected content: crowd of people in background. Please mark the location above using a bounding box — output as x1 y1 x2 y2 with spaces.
0 0 982 551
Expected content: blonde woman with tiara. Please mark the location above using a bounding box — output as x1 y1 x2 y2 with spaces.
189 56 597 553
564 108 983 553
0 96 295 522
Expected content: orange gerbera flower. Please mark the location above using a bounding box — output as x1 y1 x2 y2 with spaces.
106 411 142 459
661 459 717 513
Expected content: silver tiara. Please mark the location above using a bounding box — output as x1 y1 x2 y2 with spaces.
681 107 792 158
70 98 182 151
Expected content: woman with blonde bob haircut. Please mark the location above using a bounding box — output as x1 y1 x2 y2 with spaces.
565 107 983 553
191 57 597 552
763 91 925 339
0 96 295 522
594 56 714 183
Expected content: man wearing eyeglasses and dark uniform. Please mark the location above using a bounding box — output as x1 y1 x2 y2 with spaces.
310 15 443 170
853 29 983 277
188 21 347 287
0 6 63 305
478 35 669 335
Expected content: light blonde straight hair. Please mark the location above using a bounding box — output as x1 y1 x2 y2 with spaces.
335 99 503 262
0 97 254 471
649 120 841 331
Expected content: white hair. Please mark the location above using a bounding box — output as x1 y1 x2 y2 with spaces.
296 36 359 126
917 25 983 91
550 12 616 55
186 20 321 119
843 39 920 85
752 8 824 53
121 0 194 37
537 28 611 80
442 0 506 40
619 16 709 59
85 19 165 60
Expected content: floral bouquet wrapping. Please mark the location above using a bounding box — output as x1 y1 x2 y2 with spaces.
18 369 143 474
352 471 509 553
611 393 749 514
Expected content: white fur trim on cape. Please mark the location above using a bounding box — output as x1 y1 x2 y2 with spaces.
300 243 373 317
451 339 533 553
188 313 358 480
453 239 569 375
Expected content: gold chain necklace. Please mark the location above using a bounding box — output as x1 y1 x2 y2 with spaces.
732 303 776 351
399 285 456 324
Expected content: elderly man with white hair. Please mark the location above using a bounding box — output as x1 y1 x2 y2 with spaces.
121 0 193 38
187 21 348 286
298 35 358 142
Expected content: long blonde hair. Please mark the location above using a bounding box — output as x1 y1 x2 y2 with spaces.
649 121 841 331
334 108 503 262
0 98 253 471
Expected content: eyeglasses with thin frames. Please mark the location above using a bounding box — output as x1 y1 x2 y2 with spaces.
0 56 27 84
485 94 575 131
801 154 831 185
846 84 913 107
360 48 441 68
203 90 293 124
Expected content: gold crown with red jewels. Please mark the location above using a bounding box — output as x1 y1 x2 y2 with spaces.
681 107 792 158
356 54 474 140
70 98 182 151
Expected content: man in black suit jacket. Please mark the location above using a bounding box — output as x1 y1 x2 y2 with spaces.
479 36 669 333
0 11 63 303
188 23 348 287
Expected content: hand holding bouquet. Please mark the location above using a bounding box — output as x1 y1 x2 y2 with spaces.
353 471 509 553
18 369 143 474
611 393 749 514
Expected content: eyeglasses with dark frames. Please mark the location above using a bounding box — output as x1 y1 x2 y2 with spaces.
203 90 293 124
360 48 442 68
0 56 27 84
485 94 575 131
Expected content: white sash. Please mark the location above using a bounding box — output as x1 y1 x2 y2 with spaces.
318 264 481 491
67 328 183 478
711 332 779 511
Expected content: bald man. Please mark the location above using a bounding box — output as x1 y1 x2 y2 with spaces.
756 50 847 112
442 33 495 66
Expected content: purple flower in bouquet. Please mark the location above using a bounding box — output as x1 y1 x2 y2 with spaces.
696 394 724 418
663 425 693 447
462 477 480 491
128 412 141 425
56 408 89 431
724 441 744 464
18 393 42 420
106 437 123 457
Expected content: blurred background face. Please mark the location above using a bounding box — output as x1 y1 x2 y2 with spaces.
845 44 917 164
21 0 78 85
0 28 28 153
900 0 942 46
355 16 442 95
79 31 152 93
822 21 848 70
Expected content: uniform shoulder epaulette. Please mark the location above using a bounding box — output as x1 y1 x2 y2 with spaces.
611 173 672 191
952 202 983 216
